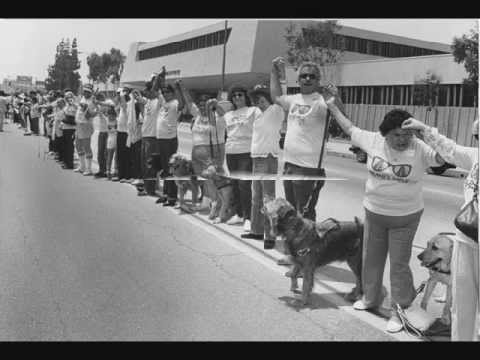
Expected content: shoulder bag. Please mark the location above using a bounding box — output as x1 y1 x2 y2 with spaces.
454 186 478 242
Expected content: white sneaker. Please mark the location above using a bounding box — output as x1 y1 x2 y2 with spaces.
73 167 83 173
132 179 143 186
386 315 403 333
83 170 93 176
243 219 251 232
226 215 243 225
353 300 370 311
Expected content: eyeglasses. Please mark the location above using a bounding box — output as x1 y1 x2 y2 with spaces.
232 93 245 98
299 73 317 80
371 156 412 178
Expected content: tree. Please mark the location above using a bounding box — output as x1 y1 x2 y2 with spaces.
451 28 478 106
86 52 106 84
107 48 126 83
284 20 345 84
45 38 81 93
413 71 442 109
86 48 126 88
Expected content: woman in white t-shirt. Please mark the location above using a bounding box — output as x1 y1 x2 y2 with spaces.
402 117 479 341
223 85 263 231
325 84 444 333
178 87 227 212
240 85 285 250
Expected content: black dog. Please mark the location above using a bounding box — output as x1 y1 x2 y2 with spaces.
263 198 363 306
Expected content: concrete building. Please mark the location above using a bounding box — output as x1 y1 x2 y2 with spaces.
120 20 477 145
120 20 466 99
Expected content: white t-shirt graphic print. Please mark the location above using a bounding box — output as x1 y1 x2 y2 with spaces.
277 92 329 168
351 126 441 216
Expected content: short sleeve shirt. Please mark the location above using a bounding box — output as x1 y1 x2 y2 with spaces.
224 106 262 154
142 98 161 138
277 92 329 168
351 126 441 216
156 99 180 139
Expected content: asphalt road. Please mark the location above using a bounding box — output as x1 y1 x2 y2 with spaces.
1 124 398 341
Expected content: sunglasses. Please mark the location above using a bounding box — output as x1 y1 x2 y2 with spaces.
232 93 245 98
371 156 412 178
299 73 317 80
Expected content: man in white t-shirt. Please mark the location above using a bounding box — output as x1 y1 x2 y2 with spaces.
155 81 185 206
271 57 344 223
136 72 164 196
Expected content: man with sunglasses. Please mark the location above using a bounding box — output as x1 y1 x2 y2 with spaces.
325 85 445 333
270 57 342 265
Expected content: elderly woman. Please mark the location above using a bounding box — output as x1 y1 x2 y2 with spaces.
240 85 285 250
222 85 262 231
402 117 479 341
325 84 444 333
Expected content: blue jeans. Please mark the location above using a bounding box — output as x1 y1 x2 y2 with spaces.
251 155 278 239
283 162 325 221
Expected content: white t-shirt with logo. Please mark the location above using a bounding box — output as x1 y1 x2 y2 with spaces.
156 98 180 139
351 126 441 216
142 98 161 138
251 104 284 158
224 106 262 154
278 92 329 168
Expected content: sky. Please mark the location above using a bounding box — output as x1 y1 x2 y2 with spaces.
0 18 477 84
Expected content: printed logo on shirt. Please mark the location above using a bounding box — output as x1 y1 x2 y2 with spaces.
289 104 312 126
369 155 413 183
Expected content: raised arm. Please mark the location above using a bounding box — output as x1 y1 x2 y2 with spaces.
324 84 353 137
173 79 186 112
153 66 166 101
270 56 286 105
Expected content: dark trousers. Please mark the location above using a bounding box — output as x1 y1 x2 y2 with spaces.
142 137 159 195
157 137 178 201
97 131 108 174
283 162 325 222
130 139 142 179
226 152 252 220
55 135 64 162
116 131 131 180
30 117 39 135
62 129 75 169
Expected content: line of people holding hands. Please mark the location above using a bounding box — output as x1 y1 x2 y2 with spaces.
7 55 477 340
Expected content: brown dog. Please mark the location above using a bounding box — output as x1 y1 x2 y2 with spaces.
168 153 203 213
417 232 454 325
201 165 235 223
263 198 363 306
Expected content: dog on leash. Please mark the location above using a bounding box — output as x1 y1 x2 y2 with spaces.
417 232 454 326
168 153 203 213
263 198 363 306
201 164 236 223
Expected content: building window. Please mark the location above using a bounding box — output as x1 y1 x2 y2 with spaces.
137 28 232 61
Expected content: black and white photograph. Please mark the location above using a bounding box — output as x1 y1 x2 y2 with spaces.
0 18 478 341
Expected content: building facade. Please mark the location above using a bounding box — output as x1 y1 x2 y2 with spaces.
120 20 477 145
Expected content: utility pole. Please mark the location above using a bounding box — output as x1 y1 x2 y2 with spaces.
221 20 228 93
